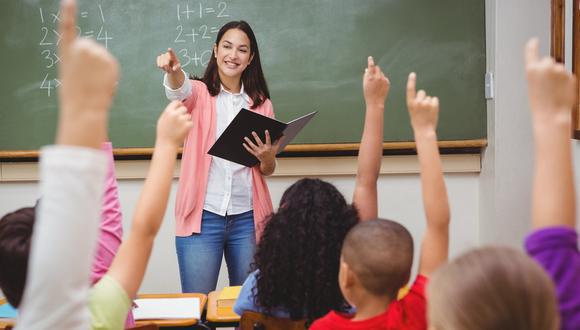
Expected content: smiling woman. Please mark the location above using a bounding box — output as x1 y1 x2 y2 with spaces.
155 21 278 295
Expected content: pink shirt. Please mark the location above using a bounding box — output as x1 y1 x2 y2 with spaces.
91 142 134 328
175 80 274 239
91 142 123 284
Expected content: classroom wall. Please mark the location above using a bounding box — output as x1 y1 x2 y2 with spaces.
2 0 580 295
480 0 580 249
479 0 540 246
0 161 480 293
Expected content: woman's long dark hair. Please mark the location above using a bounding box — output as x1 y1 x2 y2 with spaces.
195 20 270 108
252 178 359 324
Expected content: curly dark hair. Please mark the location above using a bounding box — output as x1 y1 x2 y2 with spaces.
252 178 359 324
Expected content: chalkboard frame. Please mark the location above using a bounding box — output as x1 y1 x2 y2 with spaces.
0 139 486 161
551 0 580 138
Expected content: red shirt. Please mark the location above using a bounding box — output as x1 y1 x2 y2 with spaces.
310 275 427 330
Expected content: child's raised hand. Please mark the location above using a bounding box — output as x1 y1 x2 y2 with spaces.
156 48 182 74
406 73 440 133
156 101 193 146
525 38 577 120
58 0 119 117
363 56 390 107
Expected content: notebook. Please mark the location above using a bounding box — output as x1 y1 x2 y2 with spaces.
208 109 317 167
133 297 200 320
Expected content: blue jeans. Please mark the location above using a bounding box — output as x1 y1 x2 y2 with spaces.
175 210 256 294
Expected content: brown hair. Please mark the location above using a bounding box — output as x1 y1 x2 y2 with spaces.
342 219 413 299
428 246 559 330
0 207 35 307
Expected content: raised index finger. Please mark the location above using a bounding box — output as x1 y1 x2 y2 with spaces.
524 38 540 69
367 56 377 75
406 72 417 103
168 48 178 62
58 0 77 59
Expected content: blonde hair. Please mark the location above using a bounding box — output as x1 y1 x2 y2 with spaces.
428 246 559 330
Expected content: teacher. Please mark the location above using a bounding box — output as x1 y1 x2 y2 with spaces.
156 21 280 294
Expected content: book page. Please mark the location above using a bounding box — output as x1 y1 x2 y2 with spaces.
133 298 201 320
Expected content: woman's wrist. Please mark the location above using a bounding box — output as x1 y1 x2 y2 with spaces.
259 155 276 176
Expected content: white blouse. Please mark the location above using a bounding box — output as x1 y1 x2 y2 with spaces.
164 72 253 216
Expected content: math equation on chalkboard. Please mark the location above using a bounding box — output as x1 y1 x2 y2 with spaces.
173 1 230 70
37 3 112 97
35 1 231 97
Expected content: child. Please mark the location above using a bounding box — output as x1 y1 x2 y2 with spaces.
4 1 194 328
14 0 119 326
310 72 450 329
425 39 570 330
0 141 131 325
157 20 280 295
233 56 389 325
523 38 580 329
89 100 192 329
428 246 559 330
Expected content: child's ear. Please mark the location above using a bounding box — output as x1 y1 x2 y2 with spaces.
343 261 356 288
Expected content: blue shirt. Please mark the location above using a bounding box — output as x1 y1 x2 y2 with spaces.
233 270 292 318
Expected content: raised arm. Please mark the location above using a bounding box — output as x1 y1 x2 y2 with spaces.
106 100 192 299
525 39 577 230
406 73 450 277
16 0 118 328
353 56 389 220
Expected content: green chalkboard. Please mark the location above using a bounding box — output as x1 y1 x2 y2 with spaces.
0 0 486 152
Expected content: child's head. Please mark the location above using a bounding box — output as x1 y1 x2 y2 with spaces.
253 178 359 323
428 246 559 330
201 20 269 108
339 219 413 305
0 207 35 307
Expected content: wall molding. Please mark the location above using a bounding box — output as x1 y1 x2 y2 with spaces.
0 154 481 182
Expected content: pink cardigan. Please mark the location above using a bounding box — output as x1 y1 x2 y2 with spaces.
174 80 274 240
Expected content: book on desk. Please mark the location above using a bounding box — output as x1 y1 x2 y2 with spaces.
133 297 201 320
216 286 242 315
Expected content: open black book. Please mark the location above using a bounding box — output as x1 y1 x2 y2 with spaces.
208 109 317 167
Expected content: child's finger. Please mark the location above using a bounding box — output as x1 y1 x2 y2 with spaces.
433 97 440 108
406 72 417 103
367 56 377 75
58 0 77 58
367 56 375 68
417 90 426 101
168 100 182 110
524 38 540 68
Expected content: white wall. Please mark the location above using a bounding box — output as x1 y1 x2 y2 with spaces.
479 0 543 246
0 165 479 293
480 0 580 246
